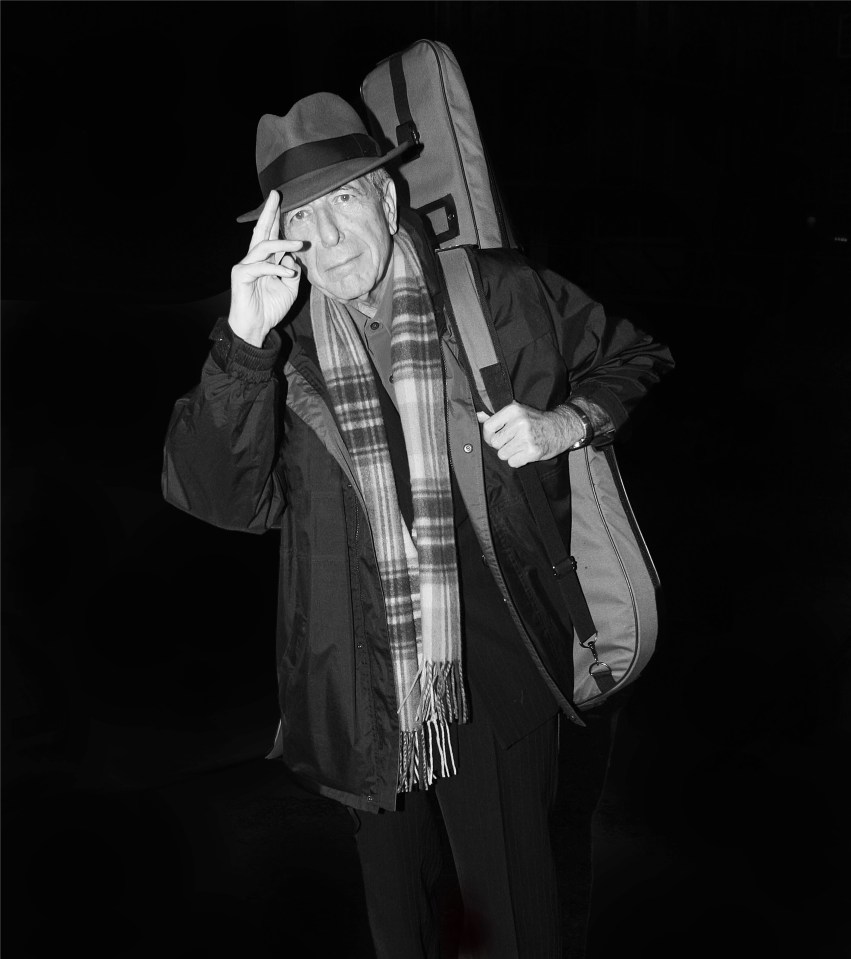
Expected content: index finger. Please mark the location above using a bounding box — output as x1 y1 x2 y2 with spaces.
252 190 281 244
268 196 280 241
478 402 518 435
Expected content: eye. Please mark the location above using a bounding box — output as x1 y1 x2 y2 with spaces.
335 192 352 203
285 208 311 231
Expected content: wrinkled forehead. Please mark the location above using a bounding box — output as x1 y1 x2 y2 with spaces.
280 175 374 219
279 180 386 242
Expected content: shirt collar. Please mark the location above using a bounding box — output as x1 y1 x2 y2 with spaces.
350 258 393 330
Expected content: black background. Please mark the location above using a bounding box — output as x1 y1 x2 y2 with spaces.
3 2 850 957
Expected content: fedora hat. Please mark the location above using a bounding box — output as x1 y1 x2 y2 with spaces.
236 92 410 223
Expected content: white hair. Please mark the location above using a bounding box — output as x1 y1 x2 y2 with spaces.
363 166 391 195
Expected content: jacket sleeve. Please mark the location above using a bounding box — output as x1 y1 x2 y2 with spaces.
161 319 287 533
535 266 675 437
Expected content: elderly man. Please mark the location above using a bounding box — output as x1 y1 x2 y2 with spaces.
163 92 673 957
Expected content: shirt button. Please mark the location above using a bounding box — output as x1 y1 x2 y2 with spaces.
463 444 473 453
369 321 380 331
389 374 394 383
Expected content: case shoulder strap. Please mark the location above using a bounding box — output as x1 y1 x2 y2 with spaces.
388 53 420 147
436 247 502 412
436 249 612 696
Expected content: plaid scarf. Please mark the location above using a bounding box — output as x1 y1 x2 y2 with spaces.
311 225 467 792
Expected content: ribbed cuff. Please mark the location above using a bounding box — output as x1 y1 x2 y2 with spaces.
209 318 281 376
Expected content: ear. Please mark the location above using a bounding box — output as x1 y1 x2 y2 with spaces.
381 177 398 236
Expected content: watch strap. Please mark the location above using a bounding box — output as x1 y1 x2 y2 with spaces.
563 401 594 450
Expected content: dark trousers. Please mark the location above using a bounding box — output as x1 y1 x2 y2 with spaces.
352 708 562 959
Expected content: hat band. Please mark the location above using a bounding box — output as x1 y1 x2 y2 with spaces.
258 133 381 196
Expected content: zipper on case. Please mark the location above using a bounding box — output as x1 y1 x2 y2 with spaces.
603 447 661 589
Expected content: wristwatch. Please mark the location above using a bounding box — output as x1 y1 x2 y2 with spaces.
563 402 594 451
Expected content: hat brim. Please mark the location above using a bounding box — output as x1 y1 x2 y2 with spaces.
236 140 412 223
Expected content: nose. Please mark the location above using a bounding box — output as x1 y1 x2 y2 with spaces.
315 206 342 248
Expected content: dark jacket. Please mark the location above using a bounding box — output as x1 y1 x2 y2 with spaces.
162 213 674 812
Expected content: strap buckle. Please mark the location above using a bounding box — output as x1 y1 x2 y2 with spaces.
582 636 613 679
395 120 420 147
552 556 578 578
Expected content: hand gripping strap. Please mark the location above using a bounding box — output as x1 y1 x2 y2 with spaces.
436 248 603 668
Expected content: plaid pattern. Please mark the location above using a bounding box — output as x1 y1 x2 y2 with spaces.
311 226 467 791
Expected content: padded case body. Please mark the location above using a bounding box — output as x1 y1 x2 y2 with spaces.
362 39 517 251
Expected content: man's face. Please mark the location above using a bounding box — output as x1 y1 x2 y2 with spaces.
282 175 397 304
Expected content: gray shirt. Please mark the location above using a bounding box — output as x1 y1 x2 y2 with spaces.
345 275 397 407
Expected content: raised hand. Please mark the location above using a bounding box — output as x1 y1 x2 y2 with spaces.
227 190 304 347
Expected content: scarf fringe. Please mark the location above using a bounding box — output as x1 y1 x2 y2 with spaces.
398 661 469 792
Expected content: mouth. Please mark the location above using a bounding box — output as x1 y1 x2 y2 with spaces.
324 252 361 272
